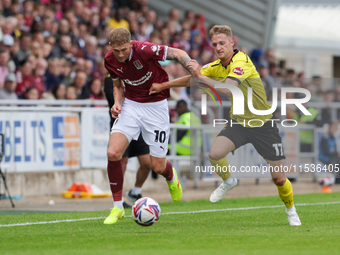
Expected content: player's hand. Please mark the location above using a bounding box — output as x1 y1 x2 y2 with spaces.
149 83 164 95
187 60 201 78
111 104 121 118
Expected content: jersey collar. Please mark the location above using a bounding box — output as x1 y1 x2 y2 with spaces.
220 49 239 68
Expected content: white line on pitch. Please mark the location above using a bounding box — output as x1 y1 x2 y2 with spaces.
1 201 339 228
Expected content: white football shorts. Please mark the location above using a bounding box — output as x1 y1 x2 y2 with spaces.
111 98 170 158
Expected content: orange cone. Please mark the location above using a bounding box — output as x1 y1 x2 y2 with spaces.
321 186 332 193
68 182 81 192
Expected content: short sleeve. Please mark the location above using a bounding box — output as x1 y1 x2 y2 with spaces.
227 60 253 84
200 63 213 78
139 41 168 62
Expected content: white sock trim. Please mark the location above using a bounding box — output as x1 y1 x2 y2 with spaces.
223 176 235 185
114 200 123 209
286 205 296 213
131 186 142 196
166 174 175 184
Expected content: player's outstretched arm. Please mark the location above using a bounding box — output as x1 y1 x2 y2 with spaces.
187 60 238 97
166 47 196 77
149 75 191 95
149 47 197 95
111 78 124 118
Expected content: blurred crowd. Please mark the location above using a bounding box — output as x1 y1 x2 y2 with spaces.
0 0 338 118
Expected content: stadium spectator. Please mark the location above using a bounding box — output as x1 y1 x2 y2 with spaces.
144 10 156 39
30 40 43 59
0 49 10 88
171 100 202 155
21 0 34 32
58 35 73 59
83 36 98 67
183 10 196 27
168 8 181 33
44 58 62 91
72 70 90 99
0 73 18 99
24 86 39 100
294 103 322 152
88 78 105 100
84 59 94 79
311 75 322 93
17 32 32 62
42 43 53 59
321 90 335 125
99 6 110 28
33 58 48 98
91 59 108 81
267 62 282 90
319 121 340 184
108 7 129 30
15 59 36 98
51 83 66 100
250 47 266 68
2 0 13 17
65 85 77 100
0 34 14 52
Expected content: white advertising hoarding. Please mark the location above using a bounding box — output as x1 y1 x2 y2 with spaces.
81 108 110 168
0 111 80 172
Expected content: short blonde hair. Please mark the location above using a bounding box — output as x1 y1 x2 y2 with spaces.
109 28 131 45
209 25 233 39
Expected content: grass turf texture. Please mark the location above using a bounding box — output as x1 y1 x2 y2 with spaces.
1 192 340 255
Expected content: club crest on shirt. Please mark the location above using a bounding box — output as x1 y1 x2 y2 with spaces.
233 67 244 75
133 60 143 70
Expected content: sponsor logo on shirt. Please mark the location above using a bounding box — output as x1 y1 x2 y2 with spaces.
233 67 244 75
123 71 152 86
141 45 147 50
133 60 143 70
151 45 160 55
117 67 123 73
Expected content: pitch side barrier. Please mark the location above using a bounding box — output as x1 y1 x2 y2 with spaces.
0 100 335 185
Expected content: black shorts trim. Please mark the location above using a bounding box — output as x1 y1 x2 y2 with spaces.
218 121 285 161
123 134 149 158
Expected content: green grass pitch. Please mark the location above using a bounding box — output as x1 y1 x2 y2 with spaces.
1 192 340 255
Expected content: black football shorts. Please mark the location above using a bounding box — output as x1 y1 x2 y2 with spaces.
218 120 286 161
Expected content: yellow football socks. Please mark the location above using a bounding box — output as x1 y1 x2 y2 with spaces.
209 157 231 180
277 178 294 209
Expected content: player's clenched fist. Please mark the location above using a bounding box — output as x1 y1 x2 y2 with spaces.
186 60 201 78
149 83 164 95
111 103 122 118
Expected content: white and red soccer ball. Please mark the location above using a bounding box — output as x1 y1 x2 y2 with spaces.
132 197 161 226
318 173 335 187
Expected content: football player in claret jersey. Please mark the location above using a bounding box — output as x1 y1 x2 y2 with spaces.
150 25 301 226
103 28 195 225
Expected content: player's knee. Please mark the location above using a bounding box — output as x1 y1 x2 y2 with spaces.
208 151 224 161
273 178 286 186
152 165 164 175
141 162 152 171
107 150 123 161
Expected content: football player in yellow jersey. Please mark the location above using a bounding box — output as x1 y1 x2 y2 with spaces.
150 25 301 226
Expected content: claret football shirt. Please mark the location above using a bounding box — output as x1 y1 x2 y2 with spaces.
104 41 170 103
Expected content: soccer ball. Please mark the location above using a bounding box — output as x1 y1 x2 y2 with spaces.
318 173 335 187
132 197 161 226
